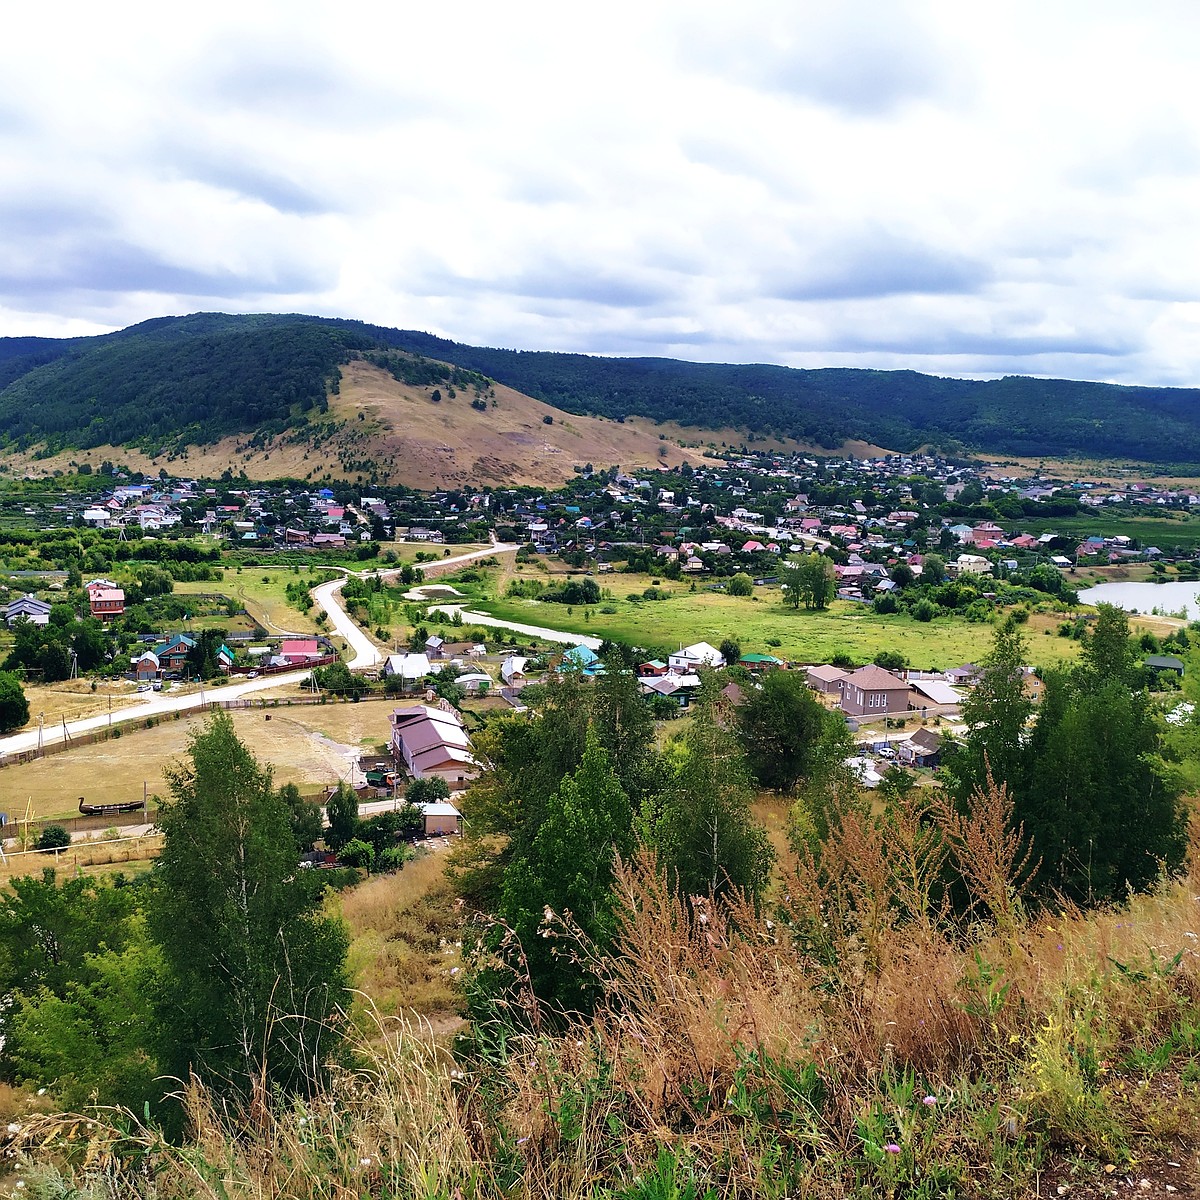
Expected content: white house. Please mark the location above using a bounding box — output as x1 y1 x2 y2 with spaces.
668 641 725 671
383 652 433 682
501 655 530 685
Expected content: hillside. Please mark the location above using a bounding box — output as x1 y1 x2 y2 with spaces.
0 360 724 488
3 312 1200 464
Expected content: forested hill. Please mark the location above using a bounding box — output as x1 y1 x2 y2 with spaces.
3 311 1200 461
373 330 1200 461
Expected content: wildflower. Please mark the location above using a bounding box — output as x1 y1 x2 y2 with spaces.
884 1143 901 1154
922 1095 937 1106
360 1157 373 1166
517 1136 529 1145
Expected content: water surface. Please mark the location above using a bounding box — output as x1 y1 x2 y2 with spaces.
1078 580 1200 620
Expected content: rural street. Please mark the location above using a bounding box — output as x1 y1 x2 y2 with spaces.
424 604 603 650
311 541 518 670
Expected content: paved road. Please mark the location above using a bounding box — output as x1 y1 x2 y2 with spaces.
425 604 603 650
312 541 518 670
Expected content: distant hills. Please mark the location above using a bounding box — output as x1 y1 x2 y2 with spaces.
1 312 1199 465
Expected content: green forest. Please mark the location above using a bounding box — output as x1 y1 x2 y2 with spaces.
5 313 1200 460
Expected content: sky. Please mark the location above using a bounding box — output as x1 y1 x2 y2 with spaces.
2 1 1200 386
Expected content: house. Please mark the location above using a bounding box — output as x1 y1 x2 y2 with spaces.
88 586 125 622
426 634 446 659
455 671 494 693
133 651 160 681
806 664 848 695
640 672 702 707
5 594 51 627
279 637 324 664
560 644 602 675
638 660 669 677
151 634 196 674
839 665 911 717
897 727 943 768
390 704 477 786
383 652 433 683
501 655 530 686
740 653 785 672
668 641 725 671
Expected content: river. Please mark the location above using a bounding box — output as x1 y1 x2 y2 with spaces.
1078 580 1200 620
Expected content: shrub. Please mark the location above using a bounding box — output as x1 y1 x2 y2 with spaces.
338 839 375 871
36 825 71 852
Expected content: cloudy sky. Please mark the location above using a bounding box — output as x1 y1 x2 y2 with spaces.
3 1 1199 385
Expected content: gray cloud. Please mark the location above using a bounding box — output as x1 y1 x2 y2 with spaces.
0 237 331 303
769 232 992 301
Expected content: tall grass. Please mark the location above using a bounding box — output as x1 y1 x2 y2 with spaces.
12 790 1200 1197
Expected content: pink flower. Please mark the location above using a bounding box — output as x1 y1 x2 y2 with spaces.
884 1143 901 1154
922 1095 937 1106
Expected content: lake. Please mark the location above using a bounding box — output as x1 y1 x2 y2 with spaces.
1078 580 1200 620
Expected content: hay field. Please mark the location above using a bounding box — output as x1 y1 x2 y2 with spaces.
0 700 398 822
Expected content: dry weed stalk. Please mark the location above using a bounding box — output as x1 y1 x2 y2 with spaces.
933 767 1038 933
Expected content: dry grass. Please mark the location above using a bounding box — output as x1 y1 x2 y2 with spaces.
16 679 143 730
337 850 464 1021
0 704 391 822
0 836 161 880
15 786 1200 1197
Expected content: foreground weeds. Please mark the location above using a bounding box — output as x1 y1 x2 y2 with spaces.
10 786 1200 1198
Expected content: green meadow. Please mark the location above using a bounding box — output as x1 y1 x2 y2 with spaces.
467 575 1084 670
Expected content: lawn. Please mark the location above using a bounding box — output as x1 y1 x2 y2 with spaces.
174 569 326 635
465 573 1083 671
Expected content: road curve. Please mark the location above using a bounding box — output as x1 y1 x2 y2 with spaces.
312 541 519 671
425 604 603 650
0 542 518 762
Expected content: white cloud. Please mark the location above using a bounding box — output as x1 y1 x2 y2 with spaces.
2 1 1200 385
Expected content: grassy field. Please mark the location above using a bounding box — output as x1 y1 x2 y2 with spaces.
1021 508 1200 550
464 572 1084 670
0 699 399 822
15 679 145 730
337 849 464 1024
175 570 323 635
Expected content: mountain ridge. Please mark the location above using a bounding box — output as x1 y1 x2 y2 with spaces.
1 312 1198 464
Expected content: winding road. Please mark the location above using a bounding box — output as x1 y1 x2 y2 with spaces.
0 541 523 762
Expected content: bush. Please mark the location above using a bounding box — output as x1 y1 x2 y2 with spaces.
36 825 71 852
338 838 375 871
377 846 411 873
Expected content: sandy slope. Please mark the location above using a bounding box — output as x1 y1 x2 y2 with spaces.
0 360 871 489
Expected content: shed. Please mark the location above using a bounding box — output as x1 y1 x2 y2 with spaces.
420 801 463 836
